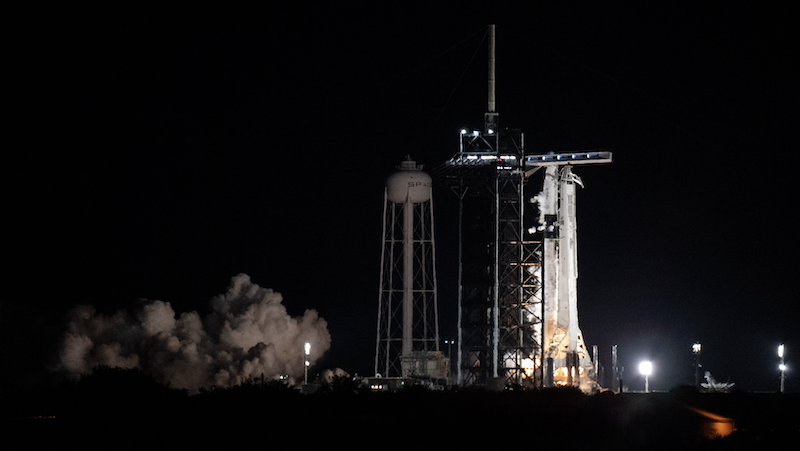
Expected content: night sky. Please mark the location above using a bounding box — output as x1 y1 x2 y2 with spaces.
6 3 797 392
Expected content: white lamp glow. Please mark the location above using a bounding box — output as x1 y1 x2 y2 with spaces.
779 344 785 393
303 342 311 385
639 361 653 393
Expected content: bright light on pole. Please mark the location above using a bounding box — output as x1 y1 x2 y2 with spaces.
304 342 311 385
692 343 702 387
639 361 653 393
778 344 785 393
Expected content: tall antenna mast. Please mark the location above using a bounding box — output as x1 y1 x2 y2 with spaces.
485 24 498 133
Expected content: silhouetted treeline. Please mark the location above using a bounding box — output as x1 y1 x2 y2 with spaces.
2 369 798 449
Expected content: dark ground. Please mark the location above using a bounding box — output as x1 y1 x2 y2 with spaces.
3 368 798 449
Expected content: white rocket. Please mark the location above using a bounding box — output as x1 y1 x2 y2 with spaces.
537 164 595 391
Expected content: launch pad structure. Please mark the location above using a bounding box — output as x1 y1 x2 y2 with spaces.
446 25 612 391
373 25 612 392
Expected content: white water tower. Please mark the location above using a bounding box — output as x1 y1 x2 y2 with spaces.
375 156 448 379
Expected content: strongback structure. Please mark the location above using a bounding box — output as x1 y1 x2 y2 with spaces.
447 25 612 390
375 157 449 380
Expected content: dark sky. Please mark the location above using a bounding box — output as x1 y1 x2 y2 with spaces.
6 3 798 392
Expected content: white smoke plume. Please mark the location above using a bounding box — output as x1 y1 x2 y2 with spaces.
59 274 331 392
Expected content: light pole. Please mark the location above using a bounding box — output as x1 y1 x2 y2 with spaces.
639 361 653 393
304 342 311 385
693 343 702 387
778 344 785 393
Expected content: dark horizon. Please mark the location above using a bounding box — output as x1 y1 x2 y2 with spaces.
6 366 799 446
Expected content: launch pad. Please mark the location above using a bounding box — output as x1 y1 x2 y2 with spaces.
446 25 612 391
374 25 611 392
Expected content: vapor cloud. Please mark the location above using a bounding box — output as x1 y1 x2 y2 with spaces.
59 274 331 392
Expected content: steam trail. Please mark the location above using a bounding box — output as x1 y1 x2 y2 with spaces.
59 274 331 392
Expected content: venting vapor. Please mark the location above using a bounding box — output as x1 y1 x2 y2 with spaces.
59 274 331 392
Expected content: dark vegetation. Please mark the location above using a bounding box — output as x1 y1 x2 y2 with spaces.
2 368 798 449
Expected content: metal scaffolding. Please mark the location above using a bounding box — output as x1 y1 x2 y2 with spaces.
448 129 544 388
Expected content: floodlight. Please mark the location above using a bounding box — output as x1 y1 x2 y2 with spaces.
303 342 311 385
639 361 653 393
779 344 786 393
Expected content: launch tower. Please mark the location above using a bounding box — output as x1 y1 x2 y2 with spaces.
447 25 543 388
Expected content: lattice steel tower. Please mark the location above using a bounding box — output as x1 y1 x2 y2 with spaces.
375 157 449 379
448 130 543 388
447 25 544 388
